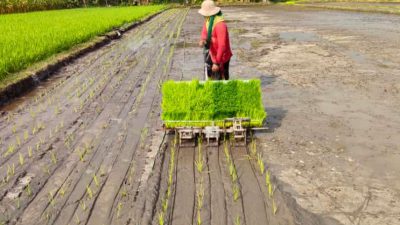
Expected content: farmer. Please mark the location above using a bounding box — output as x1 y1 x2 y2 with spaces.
198 0 232 80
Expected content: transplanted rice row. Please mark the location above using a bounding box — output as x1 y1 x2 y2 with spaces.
3 7 180 183
0 8 177 135
0 8 171 127
149 133 329 225
221 140 246 225
44 10 185 225
0 9 188 225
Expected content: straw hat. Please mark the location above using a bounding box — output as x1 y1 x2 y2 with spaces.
198 0 221 17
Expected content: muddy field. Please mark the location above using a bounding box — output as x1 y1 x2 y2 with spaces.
0 5 399 225
299 2 400 15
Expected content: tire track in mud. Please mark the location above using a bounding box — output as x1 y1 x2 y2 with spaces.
207 146 227 225
195 144 211 225
170 146 195 225
231 147 268 225
220 142 246 225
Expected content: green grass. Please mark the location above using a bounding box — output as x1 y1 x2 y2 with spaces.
161 80 267 128
0 5 166 84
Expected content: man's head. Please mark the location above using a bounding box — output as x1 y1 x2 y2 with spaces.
198 0 221 17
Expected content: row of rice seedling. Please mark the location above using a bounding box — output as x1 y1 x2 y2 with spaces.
0 52 111 217
249 138 278 215
0 6 172 136
1 0 171 137
0 61 92 221
147 11 189 224
0 5 166 84
0 85 68 162
161 79 267 128
222 139 244 224
0 118 65 186
0 63 98 167
223 141 241 202
195 137 205 225
130 8 187 116
158 139 177 225
64 13 182 221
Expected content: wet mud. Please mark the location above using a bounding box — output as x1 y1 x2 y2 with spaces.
168 6 400 225
150 138 337 225
221 6 400 225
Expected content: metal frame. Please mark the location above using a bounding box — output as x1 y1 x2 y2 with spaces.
172 118 255 146
203 123 221 146
176 127 202 147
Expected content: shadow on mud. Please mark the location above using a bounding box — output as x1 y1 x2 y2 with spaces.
265 107 287 133
260 74 276 87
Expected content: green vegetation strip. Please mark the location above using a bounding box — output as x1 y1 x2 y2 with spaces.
161 80 267 128
0 5 166 83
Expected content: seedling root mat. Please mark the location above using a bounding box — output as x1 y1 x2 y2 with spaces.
161 79 267 128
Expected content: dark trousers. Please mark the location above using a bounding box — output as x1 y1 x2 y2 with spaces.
204 50 230 80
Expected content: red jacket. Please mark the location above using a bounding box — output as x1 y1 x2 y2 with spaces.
201 21 232 64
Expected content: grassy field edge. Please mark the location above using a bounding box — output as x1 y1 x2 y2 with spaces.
0 8 167 105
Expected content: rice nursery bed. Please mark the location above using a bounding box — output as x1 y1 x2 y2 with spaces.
0 5 165 84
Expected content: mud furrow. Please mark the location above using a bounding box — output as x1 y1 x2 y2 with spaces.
194 144 211 225
171 146 195 225
231 147 268 225
219 142 246 225
140 140 169 225
207 146 227 225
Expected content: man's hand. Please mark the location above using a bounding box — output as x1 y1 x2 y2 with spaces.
199 40 206 48
212 64 219 72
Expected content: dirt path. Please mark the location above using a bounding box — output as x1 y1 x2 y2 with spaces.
1 5 399 225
